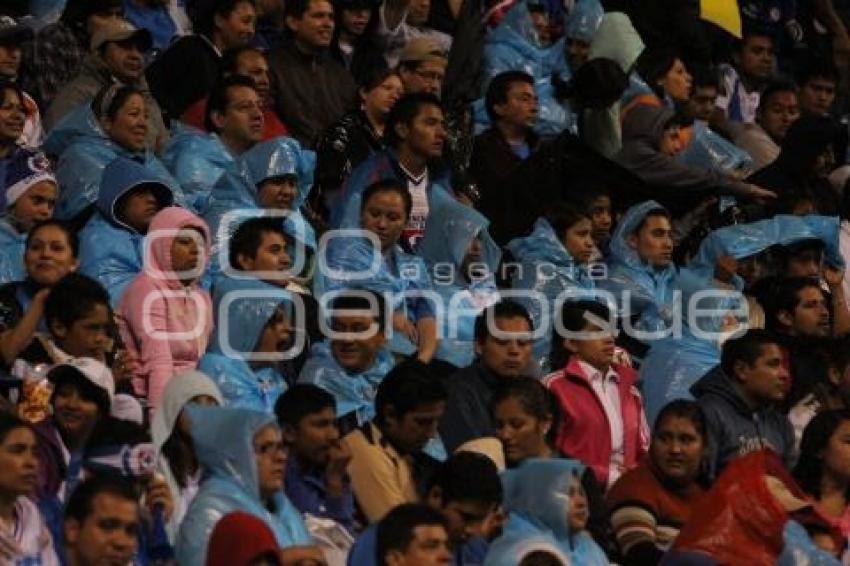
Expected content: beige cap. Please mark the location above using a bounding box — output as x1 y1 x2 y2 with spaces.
398 37 448 66
90 19 153 52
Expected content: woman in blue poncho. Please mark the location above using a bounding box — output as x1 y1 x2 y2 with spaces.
176 405 321 566
42 84 185 226
485 458 609 565
506 203 597 371
316 179 439 362
418 200 501 368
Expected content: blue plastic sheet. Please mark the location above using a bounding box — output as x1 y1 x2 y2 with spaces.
0 220 25 285
564 0 604 42
776 521 842 566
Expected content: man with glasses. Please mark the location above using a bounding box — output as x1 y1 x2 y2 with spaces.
45 19 169 151
397 37 448 99
205 75 266 157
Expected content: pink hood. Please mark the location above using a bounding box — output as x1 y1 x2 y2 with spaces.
143 206 211 290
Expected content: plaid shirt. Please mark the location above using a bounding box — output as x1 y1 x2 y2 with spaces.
20 22 85 110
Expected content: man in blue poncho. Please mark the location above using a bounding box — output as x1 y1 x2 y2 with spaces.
299 290 395 432
198 277 304 414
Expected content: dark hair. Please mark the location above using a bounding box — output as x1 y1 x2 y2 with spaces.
376 504 447 564
360 178 413 219
385 92 442 148
329 289 387 332
794 409 850 499
473 299 533 342
763 276 824 331
26 219 79 258
519 551 566 566
545 202 591 243
490 376 561 447
229 217 291 269
374 360 447 427
797 56 839 87
689 64 720 91
60 0 123 42
192 0 255 37
83 417 151 477
653 400 707 441
65 475 139 524
205 75 258 133
719 329 780 379
428 451 502 505
484 71 534 122
738 24 774 49
221 45 265 76
635 46 682 99
759 78 798 112
633 207 671 234
0 412 32 445
0 80 24 111
91 84 143 121
45 273 111 332
275 384 336 428
49 365 112 418
285 0 328 20
549 300 613 370
360 67 401 93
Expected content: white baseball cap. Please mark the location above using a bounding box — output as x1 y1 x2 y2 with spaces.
48 358 115 407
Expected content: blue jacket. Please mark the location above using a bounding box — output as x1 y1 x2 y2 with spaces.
77 157 175 305
486 458 607 565
160 125 235 213
418 201 501 367
176 406 311 566
298 341 394 425
507 217 596 370
203 137 316 278
475 2 575 137
0 219 25 285
564 0 603 42
43 104 184 221
197 277 294 413
330 149 454 233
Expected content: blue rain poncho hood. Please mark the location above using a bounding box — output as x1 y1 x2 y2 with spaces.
601 200 678 332
97 157 175 231
298 340 395 425
494 458 607 565
507 217 596 369
476 1 576 137
176 405 311 566
314 237 435 357
776 521 842 566
43 103 184 221
160 124 235 213
198 277 295 412
203 138 317 279
564 0 604 42
419 201 501 366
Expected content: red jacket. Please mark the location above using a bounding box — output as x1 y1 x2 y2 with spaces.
545 356 649 487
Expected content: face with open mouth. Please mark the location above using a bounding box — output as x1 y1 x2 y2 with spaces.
650 413 706 486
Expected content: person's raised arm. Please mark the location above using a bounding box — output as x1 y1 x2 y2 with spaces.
0 288 49 366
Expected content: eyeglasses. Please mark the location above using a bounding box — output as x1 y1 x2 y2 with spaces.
414 69 445 83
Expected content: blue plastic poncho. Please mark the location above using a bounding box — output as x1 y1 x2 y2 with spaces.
314 236 437 357
600 200 679 335
640 214 842 423
475 2 576 137
0 219 25 284
176 405 311 566
564 0 604 42
298 341 395 425
487 458 608 566
77 157 175 305
776 521 842 566
506 217 597 370
42 104 184 221
197 277 295 413
160 124 235 213
418 201 501 367
679 120 754 175
203 137 317 278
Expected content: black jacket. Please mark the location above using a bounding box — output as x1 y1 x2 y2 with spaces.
439 362 503 453
146 34 221 122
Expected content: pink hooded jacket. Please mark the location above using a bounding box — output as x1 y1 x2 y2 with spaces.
118 207 213 410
